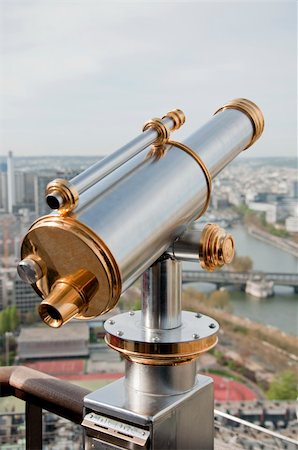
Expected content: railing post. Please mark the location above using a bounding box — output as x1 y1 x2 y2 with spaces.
26 402 42 450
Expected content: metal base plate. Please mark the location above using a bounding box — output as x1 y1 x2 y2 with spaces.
84 375 214 449
104 311 219 364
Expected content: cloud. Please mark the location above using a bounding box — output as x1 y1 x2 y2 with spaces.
0 1 296 157
0 2 159 97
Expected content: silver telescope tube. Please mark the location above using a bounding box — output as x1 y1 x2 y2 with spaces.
18 98 264 327
45 111 185 212
74 99 262 288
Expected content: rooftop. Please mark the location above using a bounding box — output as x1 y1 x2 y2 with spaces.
18 322 89 343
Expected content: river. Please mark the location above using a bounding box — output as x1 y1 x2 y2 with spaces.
184 225 298 336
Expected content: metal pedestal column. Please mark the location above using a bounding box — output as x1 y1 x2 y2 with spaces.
83 257 219 450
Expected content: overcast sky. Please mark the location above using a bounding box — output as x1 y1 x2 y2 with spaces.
0 1 297 158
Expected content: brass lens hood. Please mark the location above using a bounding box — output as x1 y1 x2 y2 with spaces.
214 98 264 149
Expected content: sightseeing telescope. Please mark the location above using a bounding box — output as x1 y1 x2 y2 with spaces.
18 98 264 450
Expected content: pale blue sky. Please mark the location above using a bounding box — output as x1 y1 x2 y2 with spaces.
0 1 297 158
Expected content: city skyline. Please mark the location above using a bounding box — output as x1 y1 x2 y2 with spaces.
0 1 296 159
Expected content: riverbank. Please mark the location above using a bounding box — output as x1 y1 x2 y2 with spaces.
247 224 298 258
183 289 298 389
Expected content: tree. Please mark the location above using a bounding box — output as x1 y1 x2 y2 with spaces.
207 289 233 312
0 311 5 335
267 371 298 400
231 255 253 272
120 286 141 311
23 311 36 325
0 306 21 335
0 308 10 335
182 288 207 311
8 306 19 331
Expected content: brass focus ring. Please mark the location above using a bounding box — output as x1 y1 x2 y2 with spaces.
168 140 212 220
143 118 171 147
214 98 264 149
162 109 186 131
198 223 235 272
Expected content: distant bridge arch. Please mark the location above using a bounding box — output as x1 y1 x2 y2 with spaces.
182 270 298 293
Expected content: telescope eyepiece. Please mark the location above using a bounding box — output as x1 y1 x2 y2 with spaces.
38 269 99 328
39 304 63 328
46 192 63 210
45 178 79 213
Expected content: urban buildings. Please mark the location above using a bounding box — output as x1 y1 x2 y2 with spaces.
0 153 297 449
17 323 89 361
0 153 297 316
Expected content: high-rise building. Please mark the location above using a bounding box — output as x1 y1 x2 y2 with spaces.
7 151 15 214
0 269 15 310
15 172 35 210
0 171 8 211
14 278 40 315
34 173 56 216
285 216 298 233
290 180 298 198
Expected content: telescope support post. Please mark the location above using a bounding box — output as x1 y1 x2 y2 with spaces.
142 257 182 330
83 257 215 449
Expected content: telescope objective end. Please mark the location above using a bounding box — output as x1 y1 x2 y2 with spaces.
214 98 264 149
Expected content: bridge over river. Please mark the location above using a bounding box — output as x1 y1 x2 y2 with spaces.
182 270 298 294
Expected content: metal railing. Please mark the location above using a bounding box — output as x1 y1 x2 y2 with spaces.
0 365 90 450
215 409 298 449
1 366 297 449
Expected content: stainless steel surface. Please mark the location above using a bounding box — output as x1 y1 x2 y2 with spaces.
71 116 174 195
45 116 177 211
74 148 147 214
17 257 44 284
104 310 219 344
125 359 196 395
84 376 214 449
82 412 150 448
142 258 181 330
73 107 255 293
166 228 203 262
184 108 252 178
